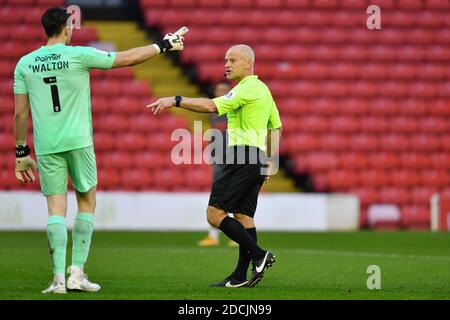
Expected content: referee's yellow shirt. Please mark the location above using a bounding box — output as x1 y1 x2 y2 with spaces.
212 75 282 152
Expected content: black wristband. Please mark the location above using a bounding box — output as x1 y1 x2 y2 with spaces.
175 95 182 107
16 145 30 158
155 39 173 53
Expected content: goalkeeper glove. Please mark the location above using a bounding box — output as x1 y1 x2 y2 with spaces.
15 144 37 183
154 33 184 54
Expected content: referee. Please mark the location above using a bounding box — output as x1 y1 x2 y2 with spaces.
148 44 282 288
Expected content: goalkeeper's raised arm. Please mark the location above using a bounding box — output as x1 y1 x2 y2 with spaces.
113 32 185 68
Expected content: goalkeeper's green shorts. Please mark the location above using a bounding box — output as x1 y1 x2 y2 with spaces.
37 146 97 196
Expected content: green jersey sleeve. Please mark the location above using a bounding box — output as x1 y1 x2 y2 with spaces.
268 102 282 129
76 46 116 70
212 88 244 116
13 59 28 94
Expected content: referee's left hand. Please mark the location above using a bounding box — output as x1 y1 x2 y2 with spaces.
264 160 272 183
146 97 175 115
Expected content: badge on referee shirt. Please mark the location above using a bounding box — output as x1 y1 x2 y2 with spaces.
223 91 236 101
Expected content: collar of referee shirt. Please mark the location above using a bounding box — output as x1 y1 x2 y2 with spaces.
238 74 258 83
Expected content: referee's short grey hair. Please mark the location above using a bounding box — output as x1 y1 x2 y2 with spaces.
230 44 255 63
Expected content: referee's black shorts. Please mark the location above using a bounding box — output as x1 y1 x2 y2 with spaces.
208 146 268 217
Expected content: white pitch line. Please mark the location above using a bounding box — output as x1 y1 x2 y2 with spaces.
102 247 450 261
281 248 450 261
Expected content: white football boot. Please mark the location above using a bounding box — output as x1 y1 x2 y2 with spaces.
66 265 101 292
42 274 67 294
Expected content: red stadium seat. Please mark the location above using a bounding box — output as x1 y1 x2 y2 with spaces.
339 153 369 170
228 0 252 6
275 10 300 27
292 29 322 43
398 0 423 10
380 81 409 98
429 153 450 170
420 63 447 80
306 152 339 172
421 170 450 188
36 0 64 5
319 134 349 151
418 11 446 28
379 187 410 205
117 133 147 151
313 0 338 8
327 170 359 189
399 100 428 116
410 187 438 205
284 0 309 7
107 152 133 170
218 9 246 25
171 0 196 7
153 168 183 190
334 12 364 28
329 116 359 133
348 135 379 152
256 0 282 7
198 0 224 7
349 188 380 206
379 134 410 152
93 133 116 152
390 170 421 188
298 115 328 133
400 153 430 170
135 151 166 170
388 117 418 134
97 169 121 190
359 170 390 188
310 98 338 115
426 0 450 9
286 134 319 153
370 0 395 9
410 134 441 152
341 0 365 8
358 116 389 133
401 206 430 229
368 153 399 170
121 169 153 191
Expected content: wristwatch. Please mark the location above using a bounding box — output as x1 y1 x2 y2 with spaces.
175 95 182 107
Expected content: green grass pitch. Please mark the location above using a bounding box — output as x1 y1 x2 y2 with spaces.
1 231 449 300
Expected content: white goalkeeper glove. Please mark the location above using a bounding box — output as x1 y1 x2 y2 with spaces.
154 33 184 53
15 145 38 183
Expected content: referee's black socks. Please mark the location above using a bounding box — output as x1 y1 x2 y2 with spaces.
219 217 265 261
232 227 257 281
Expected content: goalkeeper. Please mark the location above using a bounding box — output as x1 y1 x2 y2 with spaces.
13 6 185 294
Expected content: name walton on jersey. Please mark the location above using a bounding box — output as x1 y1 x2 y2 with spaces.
29 54 70 73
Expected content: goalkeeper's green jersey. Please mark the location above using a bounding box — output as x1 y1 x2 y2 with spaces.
14 43 116 155
213 75 282 152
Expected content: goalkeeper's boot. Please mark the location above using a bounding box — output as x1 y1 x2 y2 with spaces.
67 266 101 292
247 251 276 288
198 235 220 247
209 274 248 288
42 281 66 294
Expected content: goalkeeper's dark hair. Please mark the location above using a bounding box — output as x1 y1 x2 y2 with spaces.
41 7 71 38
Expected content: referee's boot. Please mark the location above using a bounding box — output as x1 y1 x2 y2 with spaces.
209 274 248 288
247 251 276 288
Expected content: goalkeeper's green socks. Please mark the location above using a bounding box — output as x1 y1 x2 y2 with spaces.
47 215 67 281
71 212 94 268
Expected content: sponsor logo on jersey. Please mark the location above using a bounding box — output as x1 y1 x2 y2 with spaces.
35 54 61 63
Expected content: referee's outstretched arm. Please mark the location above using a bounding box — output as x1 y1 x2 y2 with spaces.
147 96 217 115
